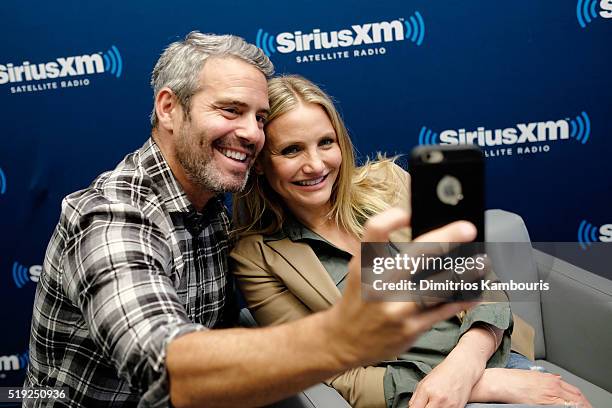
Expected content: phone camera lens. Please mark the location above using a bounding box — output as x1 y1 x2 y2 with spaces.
423 151 443 163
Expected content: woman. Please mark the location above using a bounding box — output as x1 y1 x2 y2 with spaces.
230 75 590 408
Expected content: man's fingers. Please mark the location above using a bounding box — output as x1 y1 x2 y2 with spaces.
344 256 364 294
413 221 477 243
362 207 410 243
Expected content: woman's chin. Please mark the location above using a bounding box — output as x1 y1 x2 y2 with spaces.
291 193 332 212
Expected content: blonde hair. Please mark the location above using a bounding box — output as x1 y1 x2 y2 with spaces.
233 75 405 238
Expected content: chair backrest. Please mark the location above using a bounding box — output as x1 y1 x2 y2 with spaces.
485 209 546 359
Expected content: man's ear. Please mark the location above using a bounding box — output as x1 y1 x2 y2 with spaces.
155 87 181 132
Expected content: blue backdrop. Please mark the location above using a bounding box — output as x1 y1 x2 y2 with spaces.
1 0 610 391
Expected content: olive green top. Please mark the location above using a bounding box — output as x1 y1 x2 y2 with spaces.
279 217 513 408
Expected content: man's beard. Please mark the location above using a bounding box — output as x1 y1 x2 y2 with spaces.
175 123 250 194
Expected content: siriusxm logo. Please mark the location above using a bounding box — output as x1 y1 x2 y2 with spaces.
256 12 425 58
0 45 122 85
577 0 612 28
12 261 42 289
0 351 28 374
0 166 6 195
578 220 612 249
418 112 591 148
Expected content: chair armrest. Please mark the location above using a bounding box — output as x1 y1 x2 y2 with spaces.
238 307 259 328
534 249 612 393
268 383 351 408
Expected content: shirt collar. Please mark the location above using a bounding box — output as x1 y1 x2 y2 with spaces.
137 137 197 214
276 215 328 244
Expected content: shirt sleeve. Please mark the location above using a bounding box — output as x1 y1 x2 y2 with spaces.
61 199 205 406
458 301 513 368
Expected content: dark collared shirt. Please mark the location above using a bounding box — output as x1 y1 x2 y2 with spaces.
25 138 236 407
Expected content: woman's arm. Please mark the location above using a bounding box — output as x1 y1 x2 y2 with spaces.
471 368 592 407
408 324 500 408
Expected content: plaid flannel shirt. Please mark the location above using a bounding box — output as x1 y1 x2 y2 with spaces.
25 138 237 407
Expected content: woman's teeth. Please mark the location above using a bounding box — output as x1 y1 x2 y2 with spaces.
296 176 325 186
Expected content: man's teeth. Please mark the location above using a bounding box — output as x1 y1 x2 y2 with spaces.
297 176 325 186
220 149 247 162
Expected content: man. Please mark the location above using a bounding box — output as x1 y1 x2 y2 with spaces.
25 32 475 407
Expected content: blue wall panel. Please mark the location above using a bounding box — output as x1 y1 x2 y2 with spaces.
0 0 610 390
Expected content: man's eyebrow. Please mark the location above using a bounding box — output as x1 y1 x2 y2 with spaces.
217 99 270 114
217 99 248 107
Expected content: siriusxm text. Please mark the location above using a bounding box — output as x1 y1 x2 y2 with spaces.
440 119 571 147
0 355 21 372
276 20 405 53
601 0 612 17
600 224 612 242
0 54 104 84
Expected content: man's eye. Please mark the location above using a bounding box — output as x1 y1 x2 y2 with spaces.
256 115 267 124
281 145 300 155
223 108 239 115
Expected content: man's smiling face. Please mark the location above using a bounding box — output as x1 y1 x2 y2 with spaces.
175 56 269 194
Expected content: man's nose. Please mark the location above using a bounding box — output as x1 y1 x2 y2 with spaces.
235 115 263 148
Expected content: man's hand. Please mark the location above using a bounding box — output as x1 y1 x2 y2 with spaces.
324 207 479 369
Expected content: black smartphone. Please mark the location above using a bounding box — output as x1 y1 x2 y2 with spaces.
408 145 486 302
409 145 485 241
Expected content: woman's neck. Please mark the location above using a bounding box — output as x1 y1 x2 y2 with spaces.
288 203 332 231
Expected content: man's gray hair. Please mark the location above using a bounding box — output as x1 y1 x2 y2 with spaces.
150 31 274 127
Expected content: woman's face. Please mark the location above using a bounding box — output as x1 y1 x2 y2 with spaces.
259 102 342 215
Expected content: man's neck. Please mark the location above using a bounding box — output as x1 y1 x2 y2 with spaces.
151 130 215 212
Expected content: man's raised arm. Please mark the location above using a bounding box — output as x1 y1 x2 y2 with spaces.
167 208 478 408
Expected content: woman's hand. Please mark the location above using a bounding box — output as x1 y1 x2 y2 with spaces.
408 352 481 408
476 368 592 408
409 324 500 408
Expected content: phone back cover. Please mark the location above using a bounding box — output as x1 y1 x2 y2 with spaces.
410 148 485 241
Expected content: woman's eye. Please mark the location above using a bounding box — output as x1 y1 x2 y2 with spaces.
281 145 300 155
320 138 335 146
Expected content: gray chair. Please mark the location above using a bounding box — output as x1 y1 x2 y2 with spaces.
484 209 612 407
249 209 612 407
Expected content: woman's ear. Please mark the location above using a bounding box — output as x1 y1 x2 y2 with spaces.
253 160 264 175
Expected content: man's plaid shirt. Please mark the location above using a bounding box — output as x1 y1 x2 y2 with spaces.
25 138 237 407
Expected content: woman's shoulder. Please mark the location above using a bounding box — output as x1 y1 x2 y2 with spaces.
231 231 294 257
231 233 267 257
